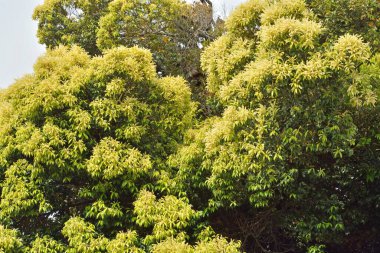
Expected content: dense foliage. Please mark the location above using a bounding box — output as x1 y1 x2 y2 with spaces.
1 0 379 252
33 0 112 56
306 0 380 51
33 0 223 113
172 0 380 251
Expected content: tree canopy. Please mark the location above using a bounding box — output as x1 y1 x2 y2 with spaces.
33 0 223 117
33 0 112 55
1 0 380 252
33 0 219 79
174 0 380 251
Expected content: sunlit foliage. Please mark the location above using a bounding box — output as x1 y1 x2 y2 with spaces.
172 0 380 252
1 0 380 252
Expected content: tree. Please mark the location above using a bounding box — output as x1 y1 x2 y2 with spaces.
0 45 205 250
33 0 223 117
96 0 221 115
3 0 380 252
33 0 219 79
33 0 112 55
306 0 380 51
0 44 242 252
171 0 380 252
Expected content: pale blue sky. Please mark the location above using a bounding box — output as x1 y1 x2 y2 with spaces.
0 0 246 88
0 0 45 88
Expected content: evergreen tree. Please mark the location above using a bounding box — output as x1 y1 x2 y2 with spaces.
1 0 379 252
172 0 380 252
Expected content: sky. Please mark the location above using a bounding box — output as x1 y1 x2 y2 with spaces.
0 0 45 88
0 0 246 89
